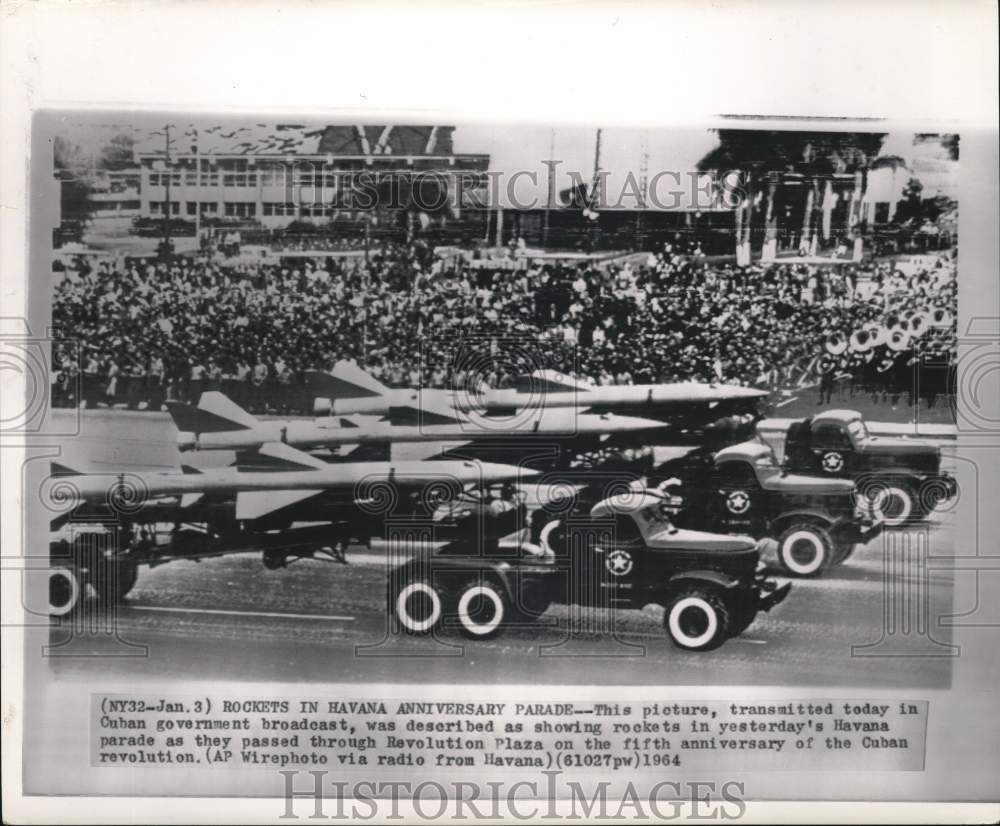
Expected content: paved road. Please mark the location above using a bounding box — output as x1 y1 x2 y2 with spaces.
48 505 956 688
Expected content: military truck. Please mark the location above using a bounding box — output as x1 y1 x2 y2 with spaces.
782 409 956 526
388 490 791 652
654 440 883 577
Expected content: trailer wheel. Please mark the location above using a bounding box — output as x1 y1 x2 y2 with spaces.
393 579 444 635
664 588 730 651
92 559 139 603
776 524 833 577
48 566 83 616
455 578 510 639
870 483 915 527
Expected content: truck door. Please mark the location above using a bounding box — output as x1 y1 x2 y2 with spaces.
811 422 853 477
592 513 643 609
713 461 763 532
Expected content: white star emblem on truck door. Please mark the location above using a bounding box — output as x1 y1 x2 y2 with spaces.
725 490 751 514
822 451 844 472
606 549 634 576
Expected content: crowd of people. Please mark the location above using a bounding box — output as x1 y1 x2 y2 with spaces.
50 239 957 414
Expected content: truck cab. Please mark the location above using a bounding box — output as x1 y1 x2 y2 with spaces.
783 409 956 525
657 439 883 576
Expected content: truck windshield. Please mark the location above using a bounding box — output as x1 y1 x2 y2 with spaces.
847 420 869 442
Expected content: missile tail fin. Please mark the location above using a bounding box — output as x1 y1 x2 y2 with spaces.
249 442 329 470
197 392 259 430
386 403 459 426
167 393 256 434
306 360 389 403
237 488 323 521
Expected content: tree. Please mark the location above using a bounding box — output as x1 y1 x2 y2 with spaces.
895 176 924 222
915 133 959 161
99 132 137 170
54 135 97 226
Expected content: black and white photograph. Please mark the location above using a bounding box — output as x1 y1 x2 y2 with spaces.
1 2 997 822
38 116 962 684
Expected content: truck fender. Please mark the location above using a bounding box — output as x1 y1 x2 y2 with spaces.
768 510 836 535
666 569 741 593
389 556 515 597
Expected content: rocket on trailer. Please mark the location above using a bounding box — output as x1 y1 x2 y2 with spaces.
309 361 767 422
167 390 669 455
45 443 538 617
46 442 534 524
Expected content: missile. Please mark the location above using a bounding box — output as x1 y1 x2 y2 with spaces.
307 361 456 417
168 391 668 453
479 370 769 410
309 362 767 418
43 442 537 521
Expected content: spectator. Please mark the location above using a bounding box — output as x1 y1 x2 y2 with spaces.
50 242 957 413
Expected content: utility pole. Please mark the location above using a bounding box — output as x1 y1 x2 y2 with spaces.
155 124 175 260
543 128 554 248
591 128 603 207
636 131 649 249
189 126 201 242
587 128 603 250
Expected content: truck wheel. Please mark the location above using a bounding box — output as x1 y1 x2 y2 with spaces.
776 524 833 577
92 559 139 603
870 483 915 527
48 566 83 616
664 588 730 651
455 578 510 639
393 578 444 635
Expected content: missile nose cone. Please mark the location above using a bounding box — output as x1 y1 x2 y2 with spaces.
615 415 669 431
476 462 541 482
706 383 769 400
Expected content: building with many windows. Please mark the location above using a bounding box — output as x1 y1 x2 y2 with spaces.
133 124 491 232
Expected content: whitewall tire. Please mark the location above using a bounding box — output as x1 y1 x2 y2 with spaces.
777 525 832 577
664 589 729 651
456 581 508 639
48 566 82 617
870 485 914 527
394 581 443 634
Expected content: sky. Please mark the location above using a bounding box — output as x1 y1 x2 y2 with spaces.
452 124 721 209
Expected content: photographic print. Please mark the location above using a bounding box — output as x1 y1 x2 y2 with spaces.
2 2 996 821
